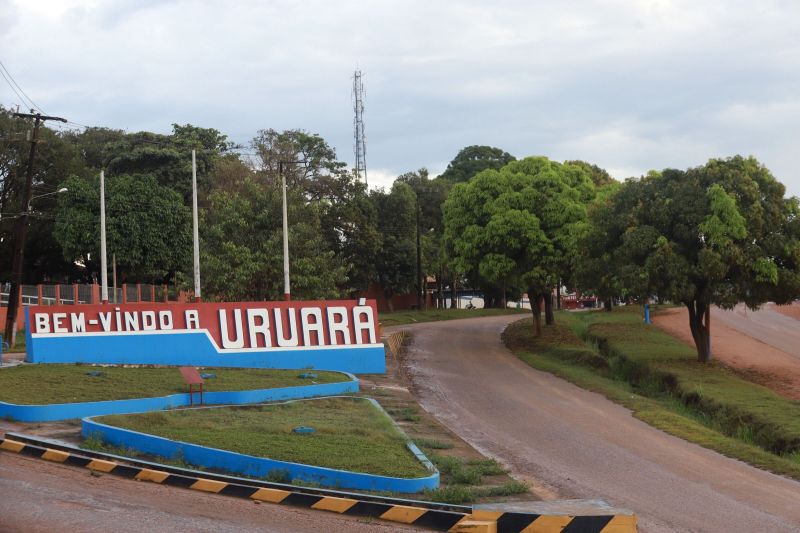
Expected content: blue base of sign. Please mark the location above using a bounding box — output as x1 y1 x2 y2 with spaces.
81 398 439 493
0 376 359 422
26 331 386 374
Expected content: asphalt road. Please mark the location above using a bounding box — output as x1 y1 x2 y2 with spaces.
0 444 417 533
394 315 800 533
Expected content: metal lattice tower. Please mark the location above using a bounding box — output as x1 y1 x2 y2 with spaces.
352 70 367 186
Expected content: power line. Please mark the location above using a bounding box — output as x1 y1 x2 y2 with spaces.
0 59 46 114
0 69 28 111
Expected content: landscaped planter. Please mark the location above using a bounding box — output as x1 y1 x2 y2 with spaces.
0 374 358 422
81 397 439 493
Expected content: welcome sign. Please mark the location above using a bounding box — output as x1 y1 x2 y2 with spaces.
25 299 385 373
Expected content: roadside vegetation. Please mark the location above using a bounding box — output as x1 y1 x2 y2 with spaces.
94 397 430 478
503 307 800 480
379 307 526 327
0 365 346 405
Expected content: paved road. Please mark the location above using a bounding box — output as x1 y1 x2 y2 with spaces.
714 304 800 358
394 315 800 533
0 444 417 532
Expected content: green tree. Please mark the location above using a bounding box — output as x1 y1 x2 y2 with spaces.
99 124 231 200
583 156 800 362
248 128 378 294
443 157 594 334
438 145 515 183
565 160 616 187
54 173 191 283
371 182 417 311
396 168 450 307
200 177 347 301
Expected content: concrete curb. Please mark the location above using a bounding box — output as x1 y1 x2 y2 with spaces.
0 371 358 422
1 432 638 532
81 396 440 493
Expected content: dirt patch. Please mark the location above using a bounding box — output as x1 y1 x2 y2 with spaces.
653 307 800 400
771 302 800 321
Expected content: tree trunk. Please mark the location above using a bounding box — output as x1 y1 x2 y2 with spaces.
386 295 394 313
686 299 712 362
543 291 555 325
604 299 613 312
529 289 542 337
450 279 457 309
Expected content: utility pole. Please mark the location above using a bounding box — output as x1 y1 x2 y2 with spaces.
4 111 66 347
416 198 422 311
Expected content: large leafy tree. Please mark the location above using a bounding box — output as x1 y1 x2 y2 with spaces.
396 168 450 307
438 145 515 183
200 177 347 301
248 128 379 294
371 182 417 311
444 157 594 334
583 156 800 362
54 173 191 283
94 124 231 201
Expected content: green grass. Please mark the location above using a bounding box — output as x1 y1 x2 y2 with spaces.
0 365 347 405
379 308 526 327
94 397 431 478
503 308 800 480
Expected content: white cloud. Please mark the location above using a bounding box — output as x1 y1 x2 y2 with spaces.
1 0 799 194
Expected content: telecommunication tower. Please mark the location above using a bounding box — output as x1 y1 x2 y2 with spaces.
352 70 367 186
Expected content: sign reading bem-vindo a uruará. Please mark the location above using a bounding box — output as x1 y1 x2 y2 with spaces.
25 299 385 373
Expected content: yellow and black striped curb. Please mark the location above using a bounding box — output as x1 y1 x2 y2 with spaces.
469 508 637 532
0 436 467 531
1 434 637 533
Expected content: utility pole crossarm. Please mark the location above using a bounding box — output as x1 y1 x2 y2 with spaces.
12 111 67 123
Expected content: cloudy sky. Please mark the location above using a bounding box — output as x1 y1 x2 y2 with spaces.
2 0 799 193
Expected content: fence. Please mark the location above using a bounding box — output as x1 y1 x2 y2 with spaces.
0 282 179 307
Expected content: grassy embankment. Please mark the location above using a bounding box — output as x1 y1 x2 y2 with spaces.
0 366 346 405
92 397 430 478
379 307 526 328
503 306 800 480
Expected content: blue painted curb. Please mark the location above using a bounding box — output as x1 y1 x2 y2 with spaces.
81 396 439 493
0 373 358 422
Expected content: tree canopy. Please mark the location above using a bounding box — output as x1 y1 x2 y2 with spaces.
443 156 595 333
438 145 515 183
580 156 800 361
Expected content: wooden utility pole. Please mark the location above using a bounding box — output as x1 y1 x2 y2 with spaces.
4 111 67 346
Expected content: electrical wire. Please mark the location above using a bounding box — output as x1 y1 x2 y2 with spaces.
0 59 46 114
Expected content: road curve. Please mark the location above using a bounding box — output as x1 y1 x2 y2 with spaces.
394 315 800 533
0 450 417 532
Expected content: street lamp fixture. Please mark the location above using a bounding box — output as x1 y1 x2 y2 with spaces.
27 187 68 211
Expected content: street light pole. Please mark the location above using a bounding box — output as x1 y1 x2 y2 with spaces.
191 149 201 303
277 160 306 301
3 111 66 347
100 170 108 304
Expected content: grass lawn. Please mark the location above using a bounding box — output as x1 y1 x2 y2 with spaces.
94 397 430 478
0 365 347 405
379 308 527 327
503 308 800 480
